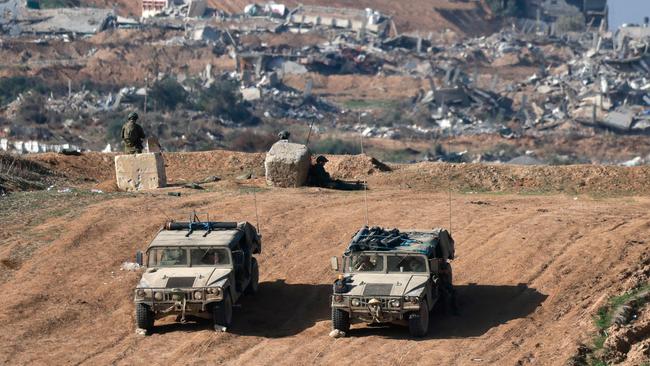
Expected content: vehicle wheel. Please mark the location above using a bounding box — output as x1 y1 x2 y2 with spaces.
136 303 154 331
213 292 233 328
332 308 350 333
245 258 259 295
408 299 429 337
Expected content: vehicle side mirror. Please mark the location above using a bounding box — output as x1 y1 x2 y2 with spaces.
330 256 339 271
135 251 143 266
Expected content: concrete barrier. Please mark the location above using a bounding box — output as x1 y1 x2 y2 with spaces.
115 152 167 191
264 141 311 187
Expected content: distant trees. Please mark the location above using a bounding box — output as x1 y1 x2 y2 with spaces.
196 80 255 124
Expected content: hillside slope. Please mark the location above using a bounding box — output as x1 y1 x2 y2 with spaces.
0 179 648 364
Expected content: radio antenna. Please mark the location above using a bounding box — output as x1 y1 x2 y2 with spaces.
360 129 369 227
253 187 261 236
447 138 452 235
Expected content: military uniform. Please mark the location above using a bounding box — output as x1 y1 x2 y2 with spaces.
121 112 146 154
308 156 331 187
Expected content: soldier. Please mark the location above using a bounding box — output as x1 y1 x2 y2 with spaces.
308 155 331 187
121 112 146 154
277 130 290 141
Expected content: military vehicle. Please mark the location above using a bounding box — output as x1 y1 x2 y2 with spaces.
133 219 261 332
330 226 455 337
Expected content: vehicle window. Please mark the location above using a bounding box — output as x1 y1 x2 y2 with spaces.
190 248 231 266
148 248 188 267
387 255 427 273
346 254 384 272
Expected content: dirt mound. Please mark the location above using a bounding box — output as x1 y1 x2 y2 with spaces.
373 162 650 195
0 153 54 192
18 151 650 196
324 154 391 180
28 152 117 186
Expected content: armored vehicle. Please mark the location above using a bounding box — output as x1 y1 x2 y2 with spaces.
330 226 455 337
133 220 261 332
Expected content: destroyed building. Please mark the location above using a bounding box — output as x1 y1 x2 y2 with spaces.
142 0 207 19
523 0 608 29
287 5 389 37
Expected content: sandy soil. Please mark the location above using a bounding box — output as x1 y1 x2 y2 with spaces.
0 174 649 365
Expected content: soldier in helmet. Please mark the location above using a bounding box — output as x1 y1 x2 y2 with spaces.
121 112 146 154
308 155 332 187
277 130 290 141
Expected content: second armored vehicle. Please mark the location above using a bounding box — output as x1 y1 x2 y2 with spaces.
330 226 455 337
133 219 261 333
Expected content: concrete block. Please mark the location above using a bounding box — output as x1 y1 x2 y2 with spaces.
115 152 167 191
264 141 311 188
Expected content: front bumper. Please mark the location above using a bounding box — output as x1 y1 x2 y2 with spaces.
331 295 421 322
134 287 223 314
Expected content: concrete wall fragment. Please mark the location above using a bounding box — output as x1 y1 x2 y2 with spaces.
264 141 311 188
115 152 167 191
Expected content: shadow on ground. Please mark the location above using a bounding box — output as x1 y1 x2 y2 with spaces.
232 279 331 337
151 279 331 337
347 284 547 339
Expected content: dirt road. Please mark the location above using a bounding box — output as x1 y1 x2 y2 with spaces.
0 183 648 365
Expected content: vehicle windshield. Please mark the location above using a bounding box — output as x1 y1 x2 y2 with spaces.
147 247 231 267
190 248 231 266
345 254 385 272
386 255 427 273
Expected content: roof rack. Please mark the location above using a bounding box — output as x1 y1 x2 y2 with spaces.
345 226 454 259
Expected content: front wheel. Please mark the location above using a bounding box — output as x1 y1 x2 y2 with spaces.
136 303 154 331
213 292 233 328
408 299 429 337
332 308 350 333
245 258 259 295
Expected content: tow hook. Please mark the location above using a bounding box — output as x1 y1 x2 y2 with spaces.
368 298 382 322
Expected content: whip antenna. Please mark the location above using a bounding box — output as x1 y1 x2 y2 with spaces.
360 129 369 227
447 139 452 235
253 187 261 236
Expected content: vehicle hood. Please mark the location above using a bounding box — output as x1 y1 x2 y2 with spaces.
137 267 231 289
343 273 429 297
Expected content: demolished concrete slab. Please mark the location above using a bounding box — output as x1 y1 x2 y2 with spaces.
264 141 311 187
115 153 167 191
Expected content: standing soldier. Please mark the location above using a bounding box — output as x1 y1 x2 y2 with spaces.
121 112 146 154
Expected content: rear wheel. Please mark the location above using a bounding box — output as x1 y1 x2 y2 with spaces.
213 292 233 328
136 303 154 331
245 258 259 295
332 308 350 333
408 299 429 337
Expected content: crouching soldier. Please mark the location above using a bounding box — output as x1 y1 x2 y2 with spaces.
308 155 332 187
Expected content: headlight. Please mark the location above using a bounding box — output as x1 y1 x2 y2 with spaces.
404 296 419 304
389 299 401 308
194 291 203 300
351 298 361 307
154 292 163 301
136 289 152 299
206 287 223 299
207 287 222 295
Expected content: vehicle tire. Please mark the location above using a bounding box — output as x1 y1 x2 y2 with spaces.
136 303 154 331
245 257 259 295
332 308 350 333
213 291 233 328
408 299 429 337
